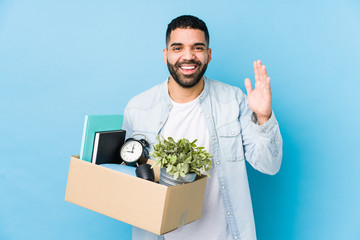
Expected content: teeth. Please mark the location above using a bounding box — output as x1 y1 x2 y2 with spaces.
181 66 195 70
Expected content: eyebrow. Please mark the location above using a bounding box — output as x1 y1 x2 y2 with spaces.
170 42 183 47
170 42 207 47
194 43 206 47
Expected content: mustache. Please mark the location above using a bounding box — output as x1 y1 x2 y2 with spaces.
174 60 201 68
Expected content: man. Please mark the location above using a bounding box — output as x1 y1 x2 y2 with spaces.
122 15 282 240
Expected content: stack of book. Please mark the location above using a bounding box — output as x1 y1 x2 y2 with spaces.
79 114 126 164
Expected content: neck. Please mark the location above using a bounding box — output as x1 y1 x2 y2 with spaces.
168 77 204 103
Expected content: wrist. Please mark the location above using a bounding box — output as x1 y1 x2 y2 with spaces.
256 112 272 125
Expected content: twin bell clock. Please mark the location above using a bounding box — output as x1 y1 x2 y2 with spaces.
120 136 154 182
120 137 149 166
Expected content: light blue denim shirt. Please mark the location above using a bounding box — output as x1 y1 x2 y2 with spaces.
122 77 283 240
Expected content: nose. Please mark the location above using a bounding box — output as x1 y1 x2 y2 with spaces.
183 48 195 60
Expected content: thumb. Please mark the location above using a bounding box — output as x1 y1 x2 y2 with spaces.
244 78 253 95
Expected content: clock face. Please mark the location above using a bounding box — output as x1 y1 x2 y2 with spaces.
120 140 143 164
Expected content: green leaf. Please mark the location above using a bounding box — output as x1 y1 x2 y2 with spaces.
170 155 177 164
185 156 192 163
182 163 189 173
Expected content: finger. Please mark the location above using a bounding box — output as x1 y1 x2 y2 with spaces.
257 60 263 82
265 77 271 92
254 61 260 83
260 65 268 82
244 78 253 95
257 59 262 74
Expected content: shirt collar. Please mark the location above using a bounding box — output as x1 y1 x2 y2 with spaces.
162 76 209 106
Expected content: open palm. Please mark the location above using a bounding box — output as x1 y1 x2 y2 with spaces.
245 60 272 125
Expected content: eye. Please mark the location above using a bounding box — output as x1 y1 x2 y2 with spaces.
173 47 181 52
194 46 205 51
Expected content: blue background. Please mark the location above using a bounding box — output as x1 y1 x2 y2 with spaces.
1 0 359 239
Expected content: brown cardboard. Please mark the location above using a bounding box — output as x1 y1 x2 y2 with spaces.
65 156 207 235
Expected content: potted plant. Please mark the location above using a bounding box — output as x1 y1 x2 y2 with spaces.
150 135 213 186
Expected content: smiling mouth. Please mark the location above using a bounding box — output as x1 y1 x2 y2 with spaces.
181 65 196 70
179 65 198 74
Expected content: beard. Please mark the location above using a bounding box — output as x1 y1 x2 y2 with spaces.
167 59 208 88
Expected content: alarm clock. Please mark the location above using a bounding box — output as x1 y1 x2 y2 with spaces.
120 138 149 166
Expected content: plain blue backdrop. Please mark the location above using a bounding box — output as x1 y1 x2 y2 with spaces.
1 0 359 239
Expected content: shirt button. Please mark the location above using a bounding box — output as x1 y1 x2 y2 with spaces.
216 161 220 165
206 115 210 119
231 131 235 135
264 126 268 130
234 236 238 239
227 211 231 215
212 137 216 141
271 140 275 143
160 122 163 125
200 96 203 100
222 186 225 190
168 104 171 108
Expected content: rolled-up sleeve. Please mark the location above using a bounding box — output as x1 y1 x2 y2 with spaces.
240 98 283 175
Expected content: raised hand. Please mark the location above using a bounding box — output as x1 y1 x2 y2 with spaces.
244 60 272 125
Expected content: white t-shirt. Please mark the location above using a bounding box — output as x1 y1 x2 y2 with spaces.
161 96 232 240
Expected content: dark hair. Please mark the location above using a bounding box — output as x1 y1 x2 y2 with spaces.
166 15 209 47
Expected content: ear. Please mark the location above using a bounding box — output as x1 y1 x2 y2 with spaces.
163 48 168 64
207 48 212 64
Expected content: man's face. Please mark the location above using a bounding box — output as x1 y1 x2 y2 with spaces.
163 28 212 88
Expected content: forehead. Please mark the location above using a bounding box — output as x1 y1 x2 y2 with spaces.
168 28 207 46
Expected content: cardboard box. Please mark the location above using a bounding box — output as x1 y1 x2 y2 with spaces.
65 156 207 235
